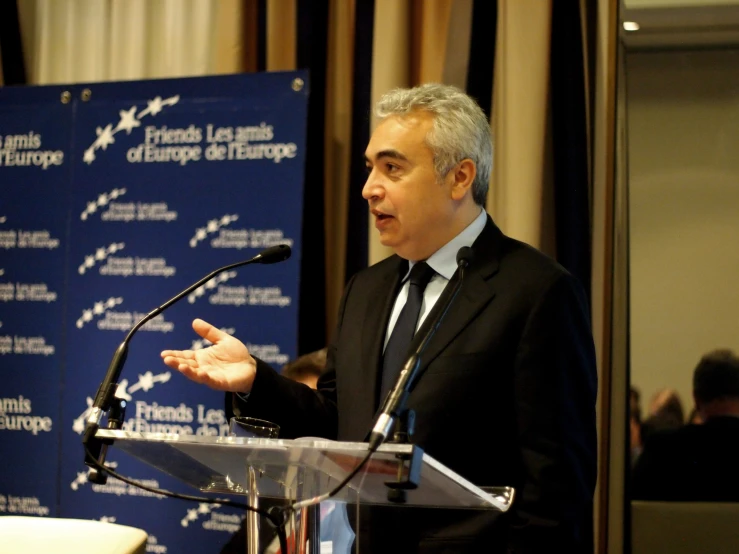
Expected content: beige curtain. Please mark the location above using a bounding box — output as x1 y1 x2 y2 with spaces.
16 0 247 85
262 0 357 338
323 0 355 335
265 0 296 71
489 0 555 257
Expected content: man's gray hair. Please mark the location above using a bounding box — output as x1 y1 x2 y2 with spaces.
375 83 492 206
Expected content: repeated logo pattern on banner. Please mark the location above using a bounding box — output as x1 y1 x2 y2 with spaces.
0 71 309 553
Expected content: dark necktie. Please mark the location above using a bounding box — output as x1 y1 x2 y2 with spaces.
380 261 435 400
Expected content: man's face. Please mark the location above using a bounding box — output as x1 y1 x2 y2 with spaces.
363 111 459 261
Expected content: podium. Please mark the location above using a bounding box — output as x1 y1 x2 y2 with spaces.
96 429 514 553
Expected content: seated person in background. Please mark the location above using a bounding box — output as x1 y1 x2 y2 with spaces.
629 387 643 466
686 407 703 425
640 387 685 445
631 349 739 501
280 347 327 390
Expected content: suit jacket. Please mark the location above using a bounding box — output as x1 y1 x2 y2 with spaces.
631 416 739 502
232 217 598 553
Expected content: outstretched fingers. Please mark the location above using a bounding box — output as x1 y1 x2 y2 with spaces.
160 349 196 371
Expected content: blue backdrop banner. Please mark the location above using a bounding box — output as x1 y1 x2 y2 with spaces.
0 70 309 553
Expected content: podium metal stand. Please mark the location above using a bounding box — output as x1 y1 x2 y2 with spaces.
96 429 514 553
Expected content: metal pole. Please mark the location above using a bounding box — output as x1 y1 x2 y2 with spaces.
246 466 259 554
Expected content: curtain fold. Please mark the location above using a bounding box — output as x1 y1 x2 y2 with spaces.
17 0 232 84
0 0 26 85
489 0 554 257
550 0 593 298
266 0 296 71
323 0 355 336
295 0 329 353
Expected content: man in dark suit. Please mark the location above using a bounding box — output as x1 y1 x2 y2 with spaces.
632 349 739 502
162 83 597 553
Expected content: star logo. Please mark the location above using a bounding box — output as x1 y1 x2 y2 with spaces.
78 243 125 275
83 95 179 164
76 297 123 328
81 188 127 221
189 214 239 248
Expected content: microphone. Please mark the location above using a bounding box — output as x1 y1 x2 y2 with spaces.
368 246 474 450
82 244 292 454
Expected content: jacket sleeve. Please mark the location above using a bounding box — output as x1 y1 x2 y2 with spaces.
508 273 598 552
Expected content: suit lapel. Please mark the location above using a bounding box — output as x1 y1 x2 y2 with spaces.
407 218 502 385
360 257 405 406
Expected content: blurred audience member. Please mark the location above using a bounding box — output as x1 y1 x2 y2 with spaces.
687 407 703 425
280 347 327 389
640 387 685 445
630 386 643 465
632 349 739 501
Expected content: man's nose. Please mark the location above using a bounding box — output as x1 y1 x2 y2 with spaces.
362 170 383 200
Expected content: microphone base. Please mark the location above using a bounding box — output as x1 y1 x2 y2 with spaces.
383 410 423 503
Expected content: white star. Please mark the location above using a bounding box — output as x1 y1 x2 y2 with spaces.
82 309 93 322
87 201 98 213
72 418 85 434
93 302 105 315
97 193 109 205
146 96 164 116
138 371 155 392
198 503 211 514
206 219 219 233
116 106 140 134
95 248 107 260
115 381 132 401
195 228 207 240
85 255 95 267
94 124 116 150
83 148 96 165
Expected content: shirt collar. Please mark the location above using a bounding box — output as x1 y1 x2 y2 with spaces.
404 208 486 281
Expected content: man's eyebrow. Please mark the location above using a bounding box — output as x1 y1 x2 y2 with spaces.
364 149 409 163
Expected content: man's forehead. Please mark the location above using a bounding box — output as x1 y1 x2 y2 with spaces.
365 112 434 160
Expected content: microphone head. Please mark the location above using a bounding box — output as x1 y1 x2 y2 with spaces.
254 244 292 264
456 246 474 268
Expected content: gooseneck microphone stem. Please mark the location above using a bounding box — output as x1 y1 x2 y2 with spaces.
82 244 292 448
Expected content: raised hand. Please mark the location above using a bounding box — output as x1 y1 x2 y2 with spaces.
161 318 257 392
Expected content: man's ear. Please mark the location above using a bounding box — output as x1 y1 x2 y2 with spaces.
449 159 476 201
